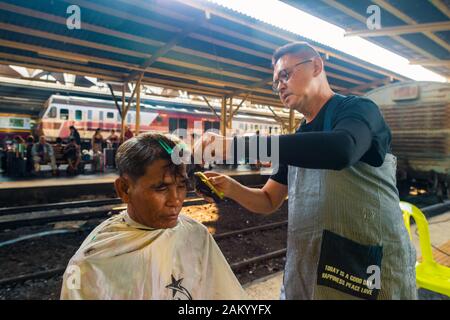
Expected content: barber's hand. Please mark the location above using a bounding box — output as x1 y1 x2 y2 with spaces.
203 171 239 199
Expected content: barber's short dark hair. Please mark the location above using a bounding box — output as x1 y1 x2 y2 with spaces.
272 41 320 67
116 132 186 182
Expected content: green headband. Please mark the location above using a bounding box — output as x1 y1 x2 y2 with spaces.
157 138 188 155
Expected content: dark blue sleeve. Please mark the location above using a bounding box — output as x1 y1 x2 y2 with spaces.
271 97 390 171
269 163 288 185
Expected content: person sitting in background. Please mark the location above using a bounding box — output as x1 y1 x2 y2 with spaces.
32 135 58 176
61 133 246 300
53 137 65 168
13 135 26 159
91 128 104 172
64 138 81 175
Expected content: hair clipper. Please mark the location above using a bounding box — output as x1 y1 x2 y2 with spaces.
193 172 224 203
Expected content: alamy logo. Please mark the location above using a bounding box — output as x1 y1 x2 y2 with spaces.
366 265 381 290
66 5 81 30
366 5 381 30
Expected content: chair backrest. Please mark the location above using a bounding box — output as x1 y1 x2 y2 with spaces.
399 201 434 264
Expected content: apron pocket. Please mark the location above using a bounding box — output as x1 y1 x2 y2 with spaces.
316 229 383 300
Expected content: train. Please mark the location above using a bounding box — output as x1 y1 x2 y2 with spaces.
365 81 450 198
0 113 35 141
35 95 282 142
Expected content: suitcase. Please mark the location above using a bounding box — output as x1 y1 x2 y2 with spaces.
103 148 115 168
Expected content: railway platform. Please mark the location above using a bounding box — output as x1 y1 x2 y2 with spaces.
0 166 271 207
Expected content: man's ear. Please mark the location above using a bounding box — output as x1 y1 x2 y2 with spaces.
312 57 323 77
114 176 131 203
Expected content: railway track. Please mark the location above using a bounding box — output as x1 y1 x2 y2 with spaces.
0 197 207 230
0 219 288 287
1 199 448 288
0 185 264 230
1 186 444 230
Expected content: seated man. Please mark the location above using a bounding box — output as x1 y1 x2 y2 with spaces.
64 138 81 175
53 137 66 168
31 135 58 175
61 133 246 300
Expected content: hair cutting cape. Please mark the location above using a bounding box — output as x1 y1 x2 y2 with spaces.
61 211 247 300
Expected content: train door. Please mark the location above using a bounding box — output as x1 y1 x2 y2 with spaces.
58 106 70 139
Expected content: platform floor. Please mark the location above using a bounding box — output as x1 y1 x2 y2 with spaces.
244 210 450 300
0 165 268 190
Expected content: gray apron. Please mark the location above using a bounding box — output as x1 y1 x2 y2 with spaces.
281 97 417 300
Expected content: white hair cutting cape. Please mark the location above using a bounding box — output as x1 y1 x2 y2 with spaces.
61 211 247 300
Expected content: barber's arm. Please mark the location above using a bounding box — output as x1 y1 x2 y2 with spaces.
203 172 288 215
276 117 372 170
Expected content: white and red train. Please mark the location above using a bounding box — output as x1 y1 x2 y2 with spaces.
34 95 282 141
0 95 282 142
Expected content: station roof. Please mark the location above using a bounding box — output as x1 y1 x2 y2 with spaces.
282 0 450 81
0 0 410 110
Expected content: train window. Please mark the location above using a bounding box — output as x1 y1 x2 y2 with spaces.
75 110 82 121
88 110 93 120
269 126 272 134
9 118 24 128
169 118 176 131
169 118 187 131
60 108 69 120
156 115 163 123
127 113 131 123
204 121 219 132
107 112 114 119
99 111 104 122
239 123 244 129
179 118 187 130
204 121 211 132
48 107 57 118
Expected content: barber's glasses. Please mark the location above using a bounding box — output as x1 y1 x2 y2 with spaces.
272 59 312 93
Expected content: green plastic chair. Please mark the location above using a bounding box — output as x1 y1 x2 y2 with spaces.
400 201 450 297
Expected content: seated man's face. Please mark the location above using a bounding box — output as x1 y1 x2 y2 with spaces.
120 159 187 229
